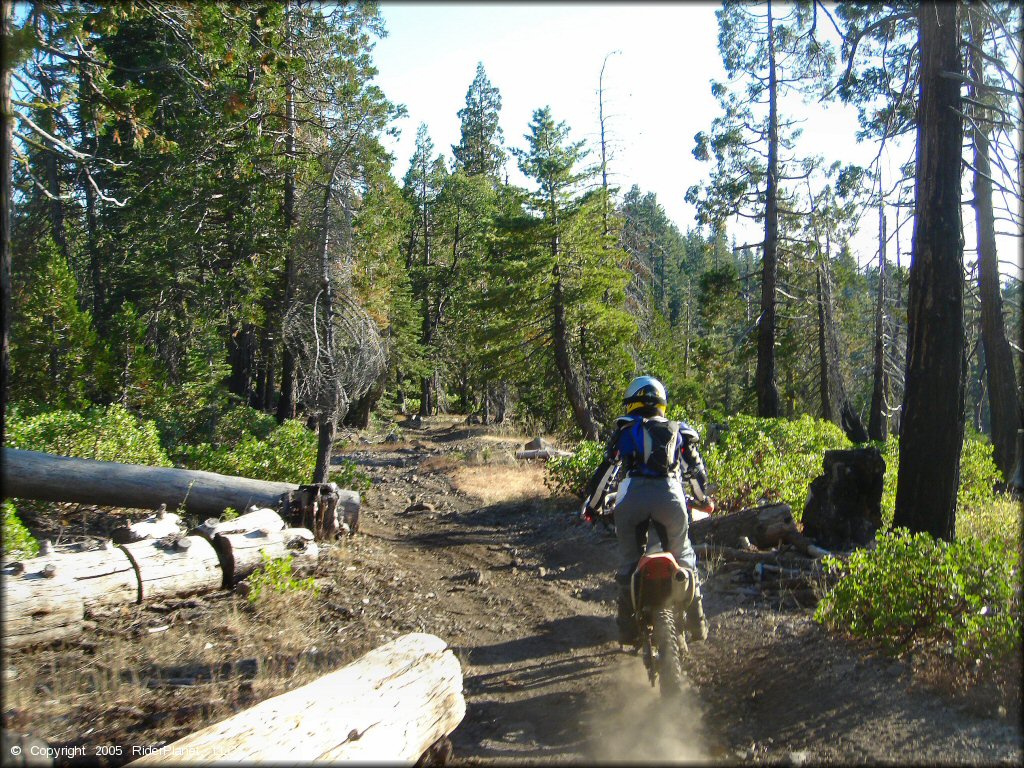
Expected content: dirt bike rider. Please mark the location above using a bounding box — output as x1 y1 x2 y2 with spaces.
580 375 712 647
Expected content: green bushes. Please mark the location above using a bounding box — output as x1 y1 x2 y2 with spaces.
544 440 605 498
5 403 171 466
179 418 317 485
2 500 39 559
247 551 319 603
330 459 373 491
814 528 1022 665
877 433 1003 527
701 415 850 514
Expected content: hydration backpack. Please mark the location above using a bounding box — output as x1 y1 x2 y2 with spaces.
615 417 682 477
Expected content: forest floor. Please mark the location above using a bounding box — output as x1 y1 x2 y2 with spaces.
4 415 1022 766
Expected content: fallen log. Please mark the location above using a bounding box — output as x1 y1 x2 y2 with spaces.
112 505 186 544
119 536 222 603
127 632 466 765
192 507 286 540
2 448 360 537
515 448 573 460
690 502 797 549
2 559 84 650
214 528 318 588
11 540 138 614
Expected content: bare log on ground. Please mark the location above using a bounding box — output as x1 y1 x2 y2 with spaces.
127 632 466 765
2 448 360 537
515 448 573 460
2 560 84 649
214 528 318 588
112 505 186 544
19 541 137 613
119 536 221 603
192 507 286 540
690 503 797 549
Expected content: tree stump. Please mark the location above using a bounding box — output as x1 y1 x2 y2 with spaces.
213 528 318 588
801 447 885 549
2 559 84 650
126 633 466 765
119 536 222 603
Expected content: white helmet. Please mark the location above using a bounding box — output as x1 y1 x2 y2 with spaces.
623 376 667 409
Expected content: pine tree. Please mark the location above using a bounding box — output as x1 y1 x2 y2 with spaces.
452 62 505 180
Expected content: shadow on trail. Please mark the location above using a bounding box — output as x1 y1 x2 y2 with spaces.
468 615 613 666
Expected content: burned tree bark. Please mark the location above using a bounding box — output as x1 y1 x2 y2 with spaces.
802 447 885 550
894 1 966 541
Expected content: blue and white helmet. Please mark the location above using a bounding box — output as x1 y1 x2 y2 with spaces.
623 376 667 408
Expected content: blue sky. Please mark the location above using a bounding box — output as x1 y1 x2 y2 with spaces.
370 2 1019 277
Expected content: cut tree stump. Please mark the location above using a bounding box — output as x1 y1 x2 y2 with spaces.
802 447 885 549
213 528 318 588
690 503 797 549
119 536 222 603
126 632 466 765
2 559 84 650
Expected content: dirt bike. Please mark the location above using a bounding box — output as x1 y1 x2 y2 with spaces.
594 469 713 698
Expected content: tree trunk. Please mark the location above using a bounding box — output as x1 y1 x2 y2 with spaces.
2 447 360 522
894 1 965 541
756 0 781 418
313 416 336 485
868 199 889 441
689 502 796 549
78 55 105 331
552 264 600 440
275 3 297 424
1 0 11 449
817 262 868 443
126 633 465 765
968 12 1021 481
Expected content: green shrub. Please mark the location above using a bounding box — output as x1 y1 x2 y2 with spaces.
248 551 319 603
701 415 850 514
5 403 171 466
2 500 39 559
544 440 605 498
877 433 1002 527
212 405 278 447
330 459 372 491
814 528 1021 665
179 418 317 484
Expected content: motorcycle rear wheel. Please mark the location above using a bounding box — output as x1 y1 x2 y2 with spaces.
652 607 686 698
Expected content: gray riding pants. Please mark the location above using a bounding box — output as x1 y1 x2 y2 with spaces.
613 475 696 577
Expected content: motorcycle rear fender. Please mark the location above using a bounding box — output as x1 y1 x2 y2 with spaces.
631 552 697 611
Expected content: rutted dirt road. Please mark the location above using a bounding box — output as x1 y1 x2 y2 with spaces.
4 416 1021 765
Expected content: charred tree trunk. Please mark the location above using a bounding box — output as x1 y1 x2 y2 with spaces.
894 1 965 541
868 199 888 441
1 0 11 449
968 12 1021 481
756 0 781 418
275 3 297 424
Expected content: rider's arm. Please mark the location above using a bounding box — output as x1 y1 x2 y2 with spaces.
678 425 709 495
581 431 621 515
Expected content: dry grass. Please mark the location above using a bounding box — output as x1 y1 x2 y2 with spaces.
449 463 551 505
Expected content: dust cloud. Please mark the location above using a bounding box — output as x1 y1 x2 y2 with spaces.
584 659 712 764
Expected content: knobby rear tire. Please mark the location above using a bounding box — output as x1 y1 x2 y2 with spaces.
652 607 686 699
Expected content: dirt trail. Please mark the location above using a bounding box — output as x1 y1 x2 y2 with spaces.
3 418 1021 765
344 420 1021 765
